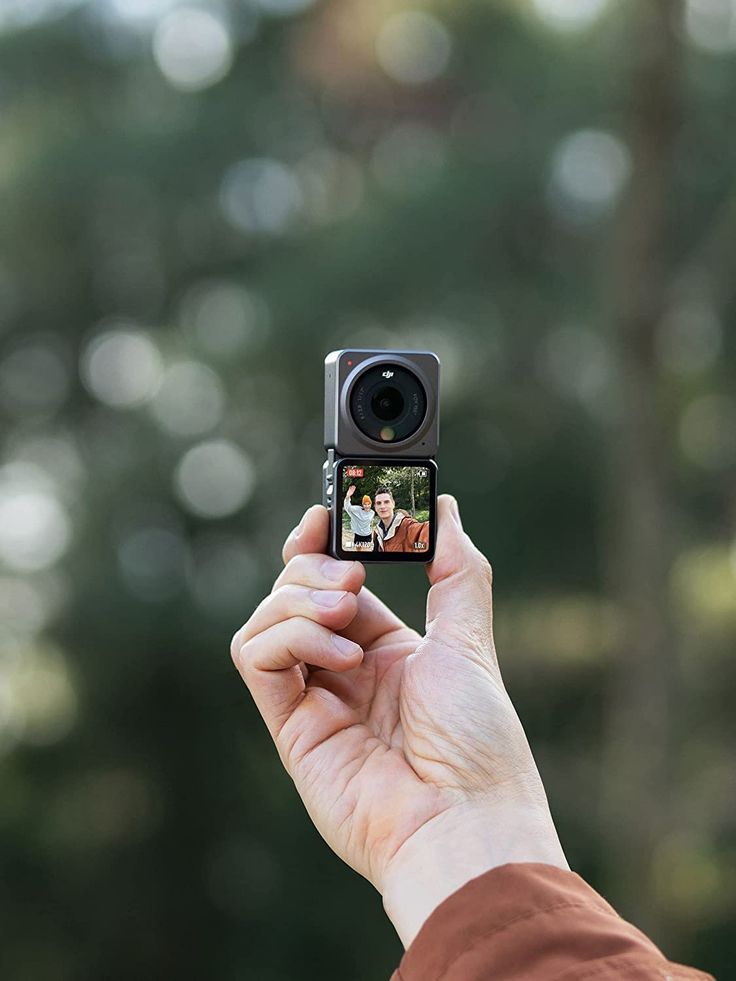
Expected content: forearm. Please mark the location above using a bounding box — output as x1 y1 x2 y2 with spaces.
381 794 568 950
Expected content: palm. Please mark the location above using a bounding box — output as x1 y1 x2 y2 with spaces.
279 573 514 893
261 499 519 891
283 608 457 890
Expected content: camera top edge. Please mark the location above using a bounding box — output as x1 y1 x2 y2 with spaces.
325 348 440 364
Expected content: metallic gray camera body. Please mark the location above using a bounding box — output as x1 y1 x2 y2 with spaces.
323 349 440 562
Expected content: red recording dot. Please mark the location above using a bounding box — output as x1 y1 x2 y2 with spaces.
347 359 353 366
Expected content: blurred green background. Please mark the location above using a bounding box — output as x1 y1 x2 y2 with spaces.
1 0 735 978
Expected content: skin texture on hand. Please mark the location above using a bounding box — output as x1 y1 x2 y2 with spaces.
230 495 568 948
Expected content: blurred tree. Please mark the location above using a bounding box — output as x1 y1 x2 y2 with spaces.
600 0 683 939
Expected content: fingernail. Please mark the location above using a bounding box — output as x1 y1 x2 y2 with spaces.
311 589 347 608
321 558 350 582
293 510 308 538
331 633 360 657
450 497 463 529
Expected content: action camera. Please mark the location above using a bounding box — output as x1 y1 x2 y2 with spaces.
323 349 439 563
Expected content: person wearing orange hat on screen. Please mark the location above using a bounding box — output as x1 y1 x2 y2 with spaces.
343 485 375 550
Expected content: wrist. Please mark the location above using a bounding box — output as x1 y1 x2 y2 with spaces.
380 793 569 950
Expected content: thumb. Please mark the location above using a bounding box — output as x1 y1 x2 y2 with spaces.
425 495 496 663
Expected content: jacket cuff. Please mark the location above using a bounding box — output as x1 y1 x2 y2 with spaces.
390 862 713 981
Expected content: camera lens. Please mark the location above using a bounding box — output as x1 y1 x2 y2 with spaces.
372 386 405 421
349 363 427 443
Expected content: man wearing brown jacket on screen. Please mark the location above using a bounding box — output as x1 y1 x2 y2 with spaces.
373 485 430 554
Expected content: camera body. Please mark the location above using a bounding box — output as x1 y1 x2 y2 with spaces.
323 349 440 562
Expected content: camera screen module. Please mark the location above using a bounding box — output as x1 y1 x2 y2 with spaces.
336 460 436 561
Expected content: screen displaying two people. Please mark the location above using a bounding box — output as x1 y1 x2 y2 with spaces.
340 463 431 554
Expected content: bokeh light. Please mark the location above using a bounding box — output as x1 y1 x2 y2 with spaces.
0 0 83 34
0 463 72 572
0 643 77 750
80 326 163 408
153 8 234 92
376 11 452 86
548 129 631 223
174 440 255 518
531 0 609 33
220 158 303 234
685 0 736 53
105 0 177 30
6 432 85 499
149 360 225 437
178 280 271 359
673 544 736 626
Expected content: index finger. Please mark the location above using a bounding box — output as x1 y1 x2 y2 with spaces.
282 504 330 565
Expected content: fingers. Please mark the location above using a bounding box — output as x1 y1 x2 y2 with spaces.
425 495 496 660
231 543 366 672
232 583 360 652
279 504 413 651
231 616 362 748
271 553 365 596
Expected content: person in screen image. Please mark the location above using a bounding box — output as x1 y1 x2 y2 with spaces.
373 485 429 554
343 484 375 550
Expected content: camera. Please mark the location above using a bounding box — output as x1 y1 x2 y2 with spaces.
323 349 439 562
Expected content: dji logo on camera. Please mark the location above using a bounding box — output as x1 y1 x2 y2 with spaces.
382 370 394 379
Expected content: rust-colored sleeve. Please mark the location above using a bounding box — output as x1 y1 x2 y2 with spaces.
389 863 714 981
403 518 430 552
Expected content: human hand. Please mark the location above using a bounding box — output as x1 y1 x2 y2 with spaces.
230 496 568 947
346 484 356 496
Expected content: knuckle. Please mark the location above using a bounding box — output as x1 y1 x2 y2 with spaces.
284 552 307 575
271 582 304 607
475 550 493 586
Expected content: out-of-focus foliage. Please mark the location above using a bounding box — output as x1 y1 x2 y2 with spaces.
0 1 734 979
342 466 431 514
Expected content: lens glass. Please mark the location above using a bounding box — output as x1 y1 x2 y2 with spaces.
372 386 405 421
349 363 426 443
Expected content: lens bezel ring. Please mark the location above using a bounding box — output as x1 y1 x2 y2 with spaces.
341 354 435 449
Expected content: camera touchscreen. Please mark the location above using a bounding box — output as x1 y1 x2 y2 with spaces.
338 461 434 559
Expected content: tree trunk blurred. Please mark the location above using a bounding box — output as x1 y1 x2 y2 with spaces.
600 0 683 943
